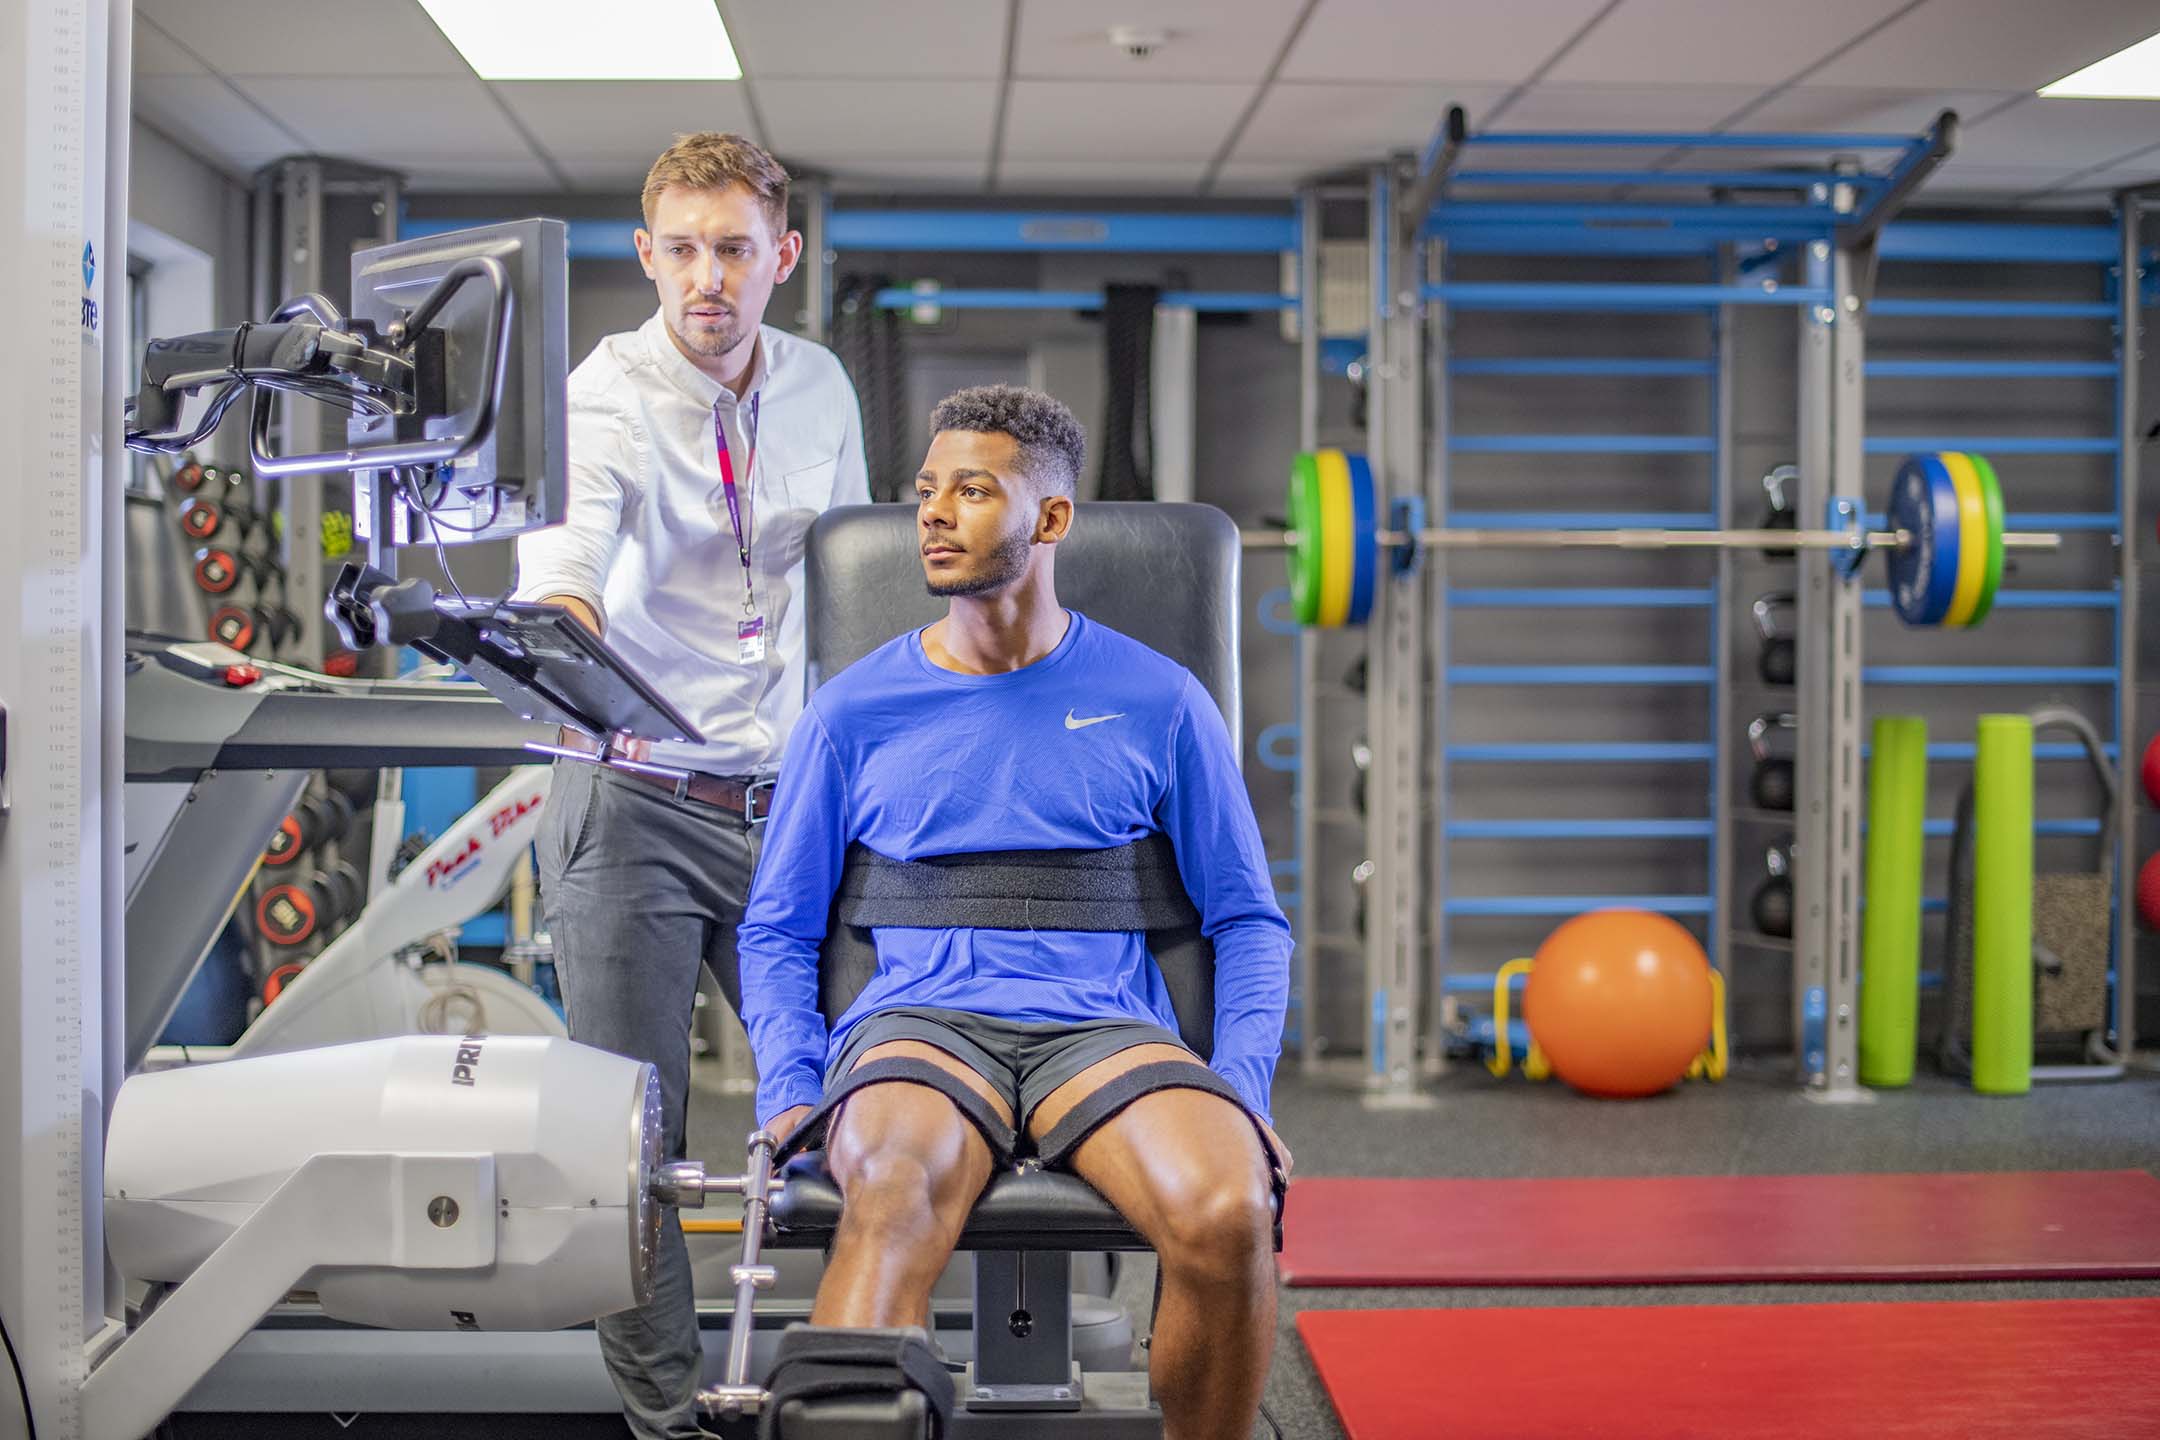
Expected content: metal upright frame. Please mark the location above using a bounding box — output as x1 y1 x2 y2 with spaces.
2117 185 2152 1063
1340 109 1950 1102
1862 213 2152 1075
1292 186 1322 1066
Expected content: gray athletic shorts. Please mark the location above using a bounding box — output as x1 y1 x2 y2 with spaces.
825 1005 1189 1131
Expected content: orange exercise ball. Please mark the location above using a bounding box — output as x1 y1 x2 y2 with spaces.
1524 910 1713 1098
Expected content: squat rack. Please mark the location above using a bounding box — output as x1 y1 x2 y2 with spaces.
1337 107 1954 1105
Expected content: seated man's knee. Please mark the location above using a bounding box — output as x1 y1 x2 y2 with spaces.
829 1093 990 1234
1155 1169 1274 1285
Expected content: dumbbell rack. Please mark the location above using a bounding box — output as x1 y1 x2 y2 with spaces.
1276 109 1955 1103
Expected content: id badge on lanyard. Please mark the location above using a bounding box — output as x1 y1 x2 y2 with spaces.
716 393 766 665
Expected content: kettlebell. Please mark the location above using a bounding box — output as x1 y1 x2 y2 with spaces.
1752 592 1795 687
1750 842 1795 938
1748 712 1797 812
1759 464 1799 560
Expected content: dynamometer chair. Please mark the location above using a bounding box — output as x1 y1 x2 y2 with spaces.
694 502 1283 1437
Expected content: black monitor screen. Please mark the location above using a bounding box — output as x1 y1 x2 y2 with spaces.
347 218 567 545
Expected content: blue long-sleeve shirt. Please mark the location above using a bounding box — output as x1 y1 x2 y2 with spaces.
736 611 1291 1128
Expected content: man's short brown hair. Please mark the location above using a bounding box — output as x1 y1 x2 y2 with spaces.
641 132 790 237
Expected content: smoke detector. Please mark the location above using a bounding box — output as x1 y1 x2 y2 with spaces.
1108 24 1172 59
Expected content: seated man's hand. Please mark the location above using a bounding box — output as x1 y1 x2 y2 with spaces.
766 1104 813 1147
1257 1119 1293 1178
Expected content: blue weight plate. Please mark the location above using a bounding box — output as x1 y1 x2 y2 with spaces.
1886 453 1962 627
1346 453 1378 624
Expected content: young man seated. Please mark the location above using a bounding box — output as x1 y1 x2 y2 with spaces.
736 384 1292 1439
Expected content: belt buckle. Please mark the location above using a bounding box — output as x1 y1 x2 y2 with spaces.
743 775 776 828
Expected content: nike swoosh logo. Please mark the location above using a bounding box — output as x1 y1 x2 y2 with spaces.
1065 709 1125 730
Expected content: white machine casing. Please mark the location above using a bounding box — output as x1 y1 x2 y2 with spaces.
105 1034 664 1331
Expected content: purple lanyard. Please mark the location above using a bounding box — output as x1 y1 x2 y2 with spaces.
715 392 760 605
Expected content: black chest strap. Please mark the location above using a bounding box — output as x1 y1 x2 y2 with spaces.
820 835 1218 1059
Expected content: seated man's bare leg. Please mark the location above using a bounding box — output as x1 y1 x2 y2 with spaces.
1028 1044 1276 1440
812 1040 1014 1329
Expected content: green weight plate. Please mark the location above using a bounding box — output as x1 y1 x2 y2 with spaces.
1964 452 2007 626
1288 452 1323 626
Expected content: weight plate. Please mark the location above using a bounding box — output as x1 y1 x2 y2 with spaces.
193 548 239 594
1287 453 1323 626
1963 451 2007 626
209 605 257 651
173 460 207 493
263 814 305 867
1886 455 1960 627
1345 452 1378 625
179 497 222 540
1939 451 1988 627
257 883 318 945
1314 449 1355 629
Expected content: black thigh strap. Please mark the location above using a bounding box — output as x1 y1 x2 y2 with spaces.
1032 1061 1286 1240
774 1057 1018 1169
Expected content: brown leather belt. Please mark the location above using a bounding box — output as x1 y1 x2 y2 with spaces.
555 729 773 821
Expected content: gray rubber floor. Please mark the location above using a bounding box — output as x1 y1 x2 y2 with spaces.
687 1055 2160 1440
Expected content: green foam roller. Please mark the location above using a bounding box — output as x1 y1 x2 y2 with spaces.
1971 714 2035 1096
1859 715 1927 1088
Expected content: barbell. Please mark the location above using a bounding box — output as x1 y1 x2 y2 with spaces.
1257 449 2057 629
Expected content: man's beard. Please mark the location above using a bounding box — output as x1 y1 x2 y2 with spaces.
671 301 745 359
926 527 1032 597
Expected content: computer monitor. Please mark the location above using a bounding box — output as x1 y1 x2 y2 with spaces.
346 218 568 546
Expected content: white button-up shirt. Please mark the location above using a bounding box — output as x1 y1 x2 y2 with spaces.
514 311 869 776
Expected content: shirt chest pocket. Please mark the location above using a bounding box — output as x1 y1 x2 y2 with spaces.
777 454 839 513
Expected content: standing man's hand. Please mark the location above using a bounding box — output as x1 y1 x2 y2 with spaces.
546 593 603 637
765 1104 813 1147
1258 1119 1294 1178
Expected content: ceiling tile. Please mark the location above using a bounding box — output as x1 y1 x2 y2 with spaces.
1733 87 2017 137
1953 97 2160 170
1238 81 1509 164
132 18 207 77
994 158 1210 193
1209 160 1313 194
1496 85 1771 132
1544 0 1913 87
1916 161 2096 201
760 80 998 161
398 155 562 193
1013 0 1305 81
134 0 469 76
1819 0 2160 91
828 161 994 194
553 159 657 195
133 74 309 171
1282 0 1614 84
725 0 1006 80
1001 80 1249 161
236 76 531 166
494 81 755 162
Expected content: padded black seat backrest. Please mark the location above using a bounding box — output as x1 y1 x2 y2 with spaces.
802 502 1245 1043
806 503 1241 741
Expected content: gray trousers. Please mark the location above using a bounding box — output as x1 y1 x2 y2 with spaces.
536 759 762 1440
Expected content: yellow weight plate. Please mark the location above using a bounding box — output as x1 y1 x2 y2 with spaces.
1939 451 1987 627
1314 448 1355 628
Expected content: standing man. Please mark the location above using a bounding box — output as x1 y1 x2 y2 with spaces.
515 132 868 1438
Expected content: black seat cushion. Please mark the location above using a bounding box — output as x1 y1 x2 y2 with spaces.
767 1153 1150 1252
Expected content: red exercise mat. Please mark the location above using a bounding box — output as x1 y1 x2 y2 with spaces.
1279 1170 2160 1286
1299 1298 2160 1439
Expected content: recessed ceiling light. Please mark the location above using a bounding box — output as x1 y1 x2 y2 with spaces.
417 0 741 80
2039 28 2160 99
